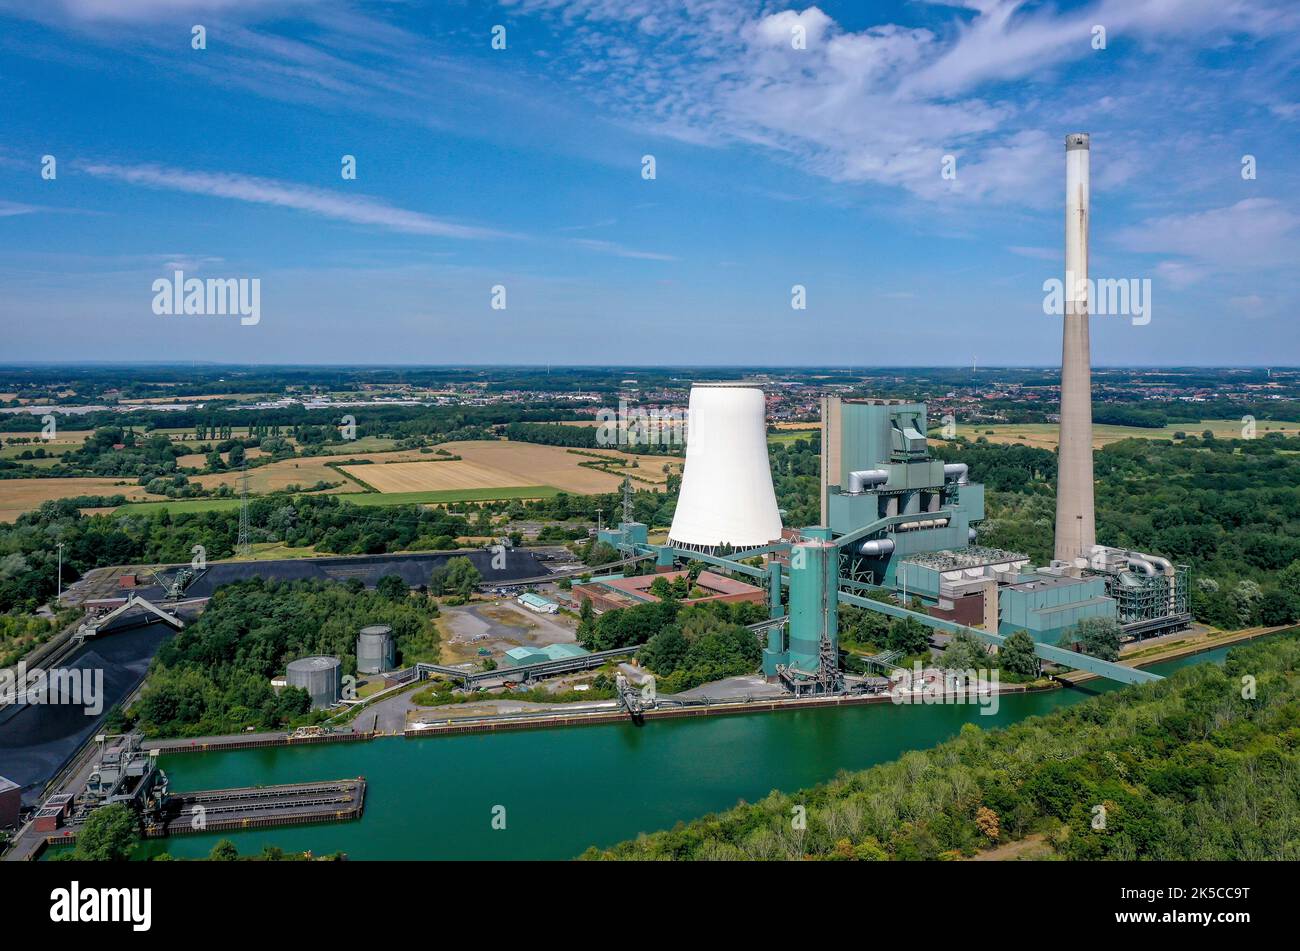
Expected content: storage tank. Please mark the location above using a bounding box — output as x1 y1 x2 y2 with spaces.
356 624 396 674
667 382 783 552
286 655 342 709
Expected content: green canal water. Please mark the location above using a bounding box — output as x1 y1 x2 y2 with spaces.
130 642 1261 860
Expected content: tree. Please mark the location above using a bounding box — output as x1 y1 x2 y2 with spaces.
937 630 985 670
887 616 931 656
429 557 481 599
999 629 1040 678
585 541 618 567
209 839 240 861
1065 616 1122 662
1258 589 1300 626
375 574 409 601
638 626 689 674
71 803 138 861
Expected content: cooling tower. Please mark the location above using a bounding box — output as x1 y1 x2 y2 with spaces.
1054 132 1097 564
667 383 783 552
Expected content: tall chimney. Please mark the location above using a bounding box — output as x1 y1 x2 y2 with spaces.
1054 132 1096 563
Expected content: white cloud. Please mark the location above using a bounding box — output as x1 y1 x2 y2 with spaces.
503 0 1297 208
0 200 42 217
1117 198 1300 271
78 162 514 240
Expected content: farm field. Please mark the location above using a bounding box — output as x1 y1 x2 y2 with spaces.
0 477 151 523
439 439 669 493
191 458 366 494
112 484 558 515
183 446 435 493
0 430 91 448
768 429 818 445
342 459 538 493
940 417 1300 450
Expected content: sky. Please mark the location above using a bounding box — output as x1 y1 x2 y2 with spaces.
0 0 1297 366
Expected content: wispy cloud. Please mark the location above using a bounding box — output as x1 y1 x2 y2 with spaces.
567 237 675 261
1117 197 1300 285
0 200 43 217
79 161 514 240
503 0 1299 208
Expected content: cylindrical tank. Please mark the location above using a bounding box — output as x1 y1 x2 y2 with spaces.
356 624 396 674
286 655 342 709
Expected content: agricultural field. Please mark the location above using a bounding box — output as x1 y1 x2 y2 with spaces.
0 429 91 449
176 447 269 468
342 459 537 493
185 446 433 493
439 439 669 493
945 418 1300 450
113 484 557 515
191 458 367 494
0 476 151 523
768 429 818 445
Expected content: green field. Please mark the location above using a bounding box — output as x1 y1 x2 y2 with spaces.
932 417 1300 450
767 429 819 445
112 485 561 515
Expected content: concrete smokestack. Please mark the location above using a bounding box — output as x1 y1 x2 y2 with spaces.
1055 132 1096 563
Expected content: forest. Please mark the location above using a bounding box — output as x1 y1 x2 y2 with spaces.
583 632 1300 860
128 577 440 737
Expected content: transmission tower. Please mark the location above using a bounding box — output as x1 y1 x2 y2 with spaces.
236 462 251 557
622 475 633 524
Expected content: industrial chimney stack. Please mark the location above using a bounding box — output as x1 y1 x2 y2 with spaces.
1054 132 1096 563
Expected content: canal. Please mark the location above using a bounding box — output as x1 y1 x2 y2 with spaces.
131 641 1265 860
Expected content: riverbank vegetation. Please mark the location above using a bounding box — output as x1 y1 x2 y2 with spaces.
129 578 440 737
583 632 1300 860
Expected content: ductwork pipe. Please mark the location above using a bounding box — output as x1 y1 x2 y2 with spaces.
1134 552 1176 615
859 538 896 557
1127 557 1157 576
846 469 889 493
943 463 969 485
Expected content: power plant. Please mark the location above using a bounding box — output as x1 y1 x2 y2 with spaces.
1056 132 1097 563
667 382 784 553
597 133 1190 696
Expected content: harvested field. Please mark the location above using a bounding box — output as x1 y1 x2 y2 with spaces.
176 447 268 468
937 418 1300 450
185 448 434 493
342 459 537 493
0 430 91 447
191 458 367 494
426 440 664 493
0 477 152 522
113 485 557 515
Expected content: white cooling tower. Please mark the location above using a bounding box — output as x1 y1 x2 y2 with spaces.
667 383 783 552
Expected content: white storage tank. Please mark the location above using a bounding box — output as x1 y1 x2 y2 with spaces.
286 655 342 709
357 624 396 674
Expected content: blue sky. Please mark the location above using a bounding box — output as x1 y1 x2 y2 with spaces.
1 0 1297 366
